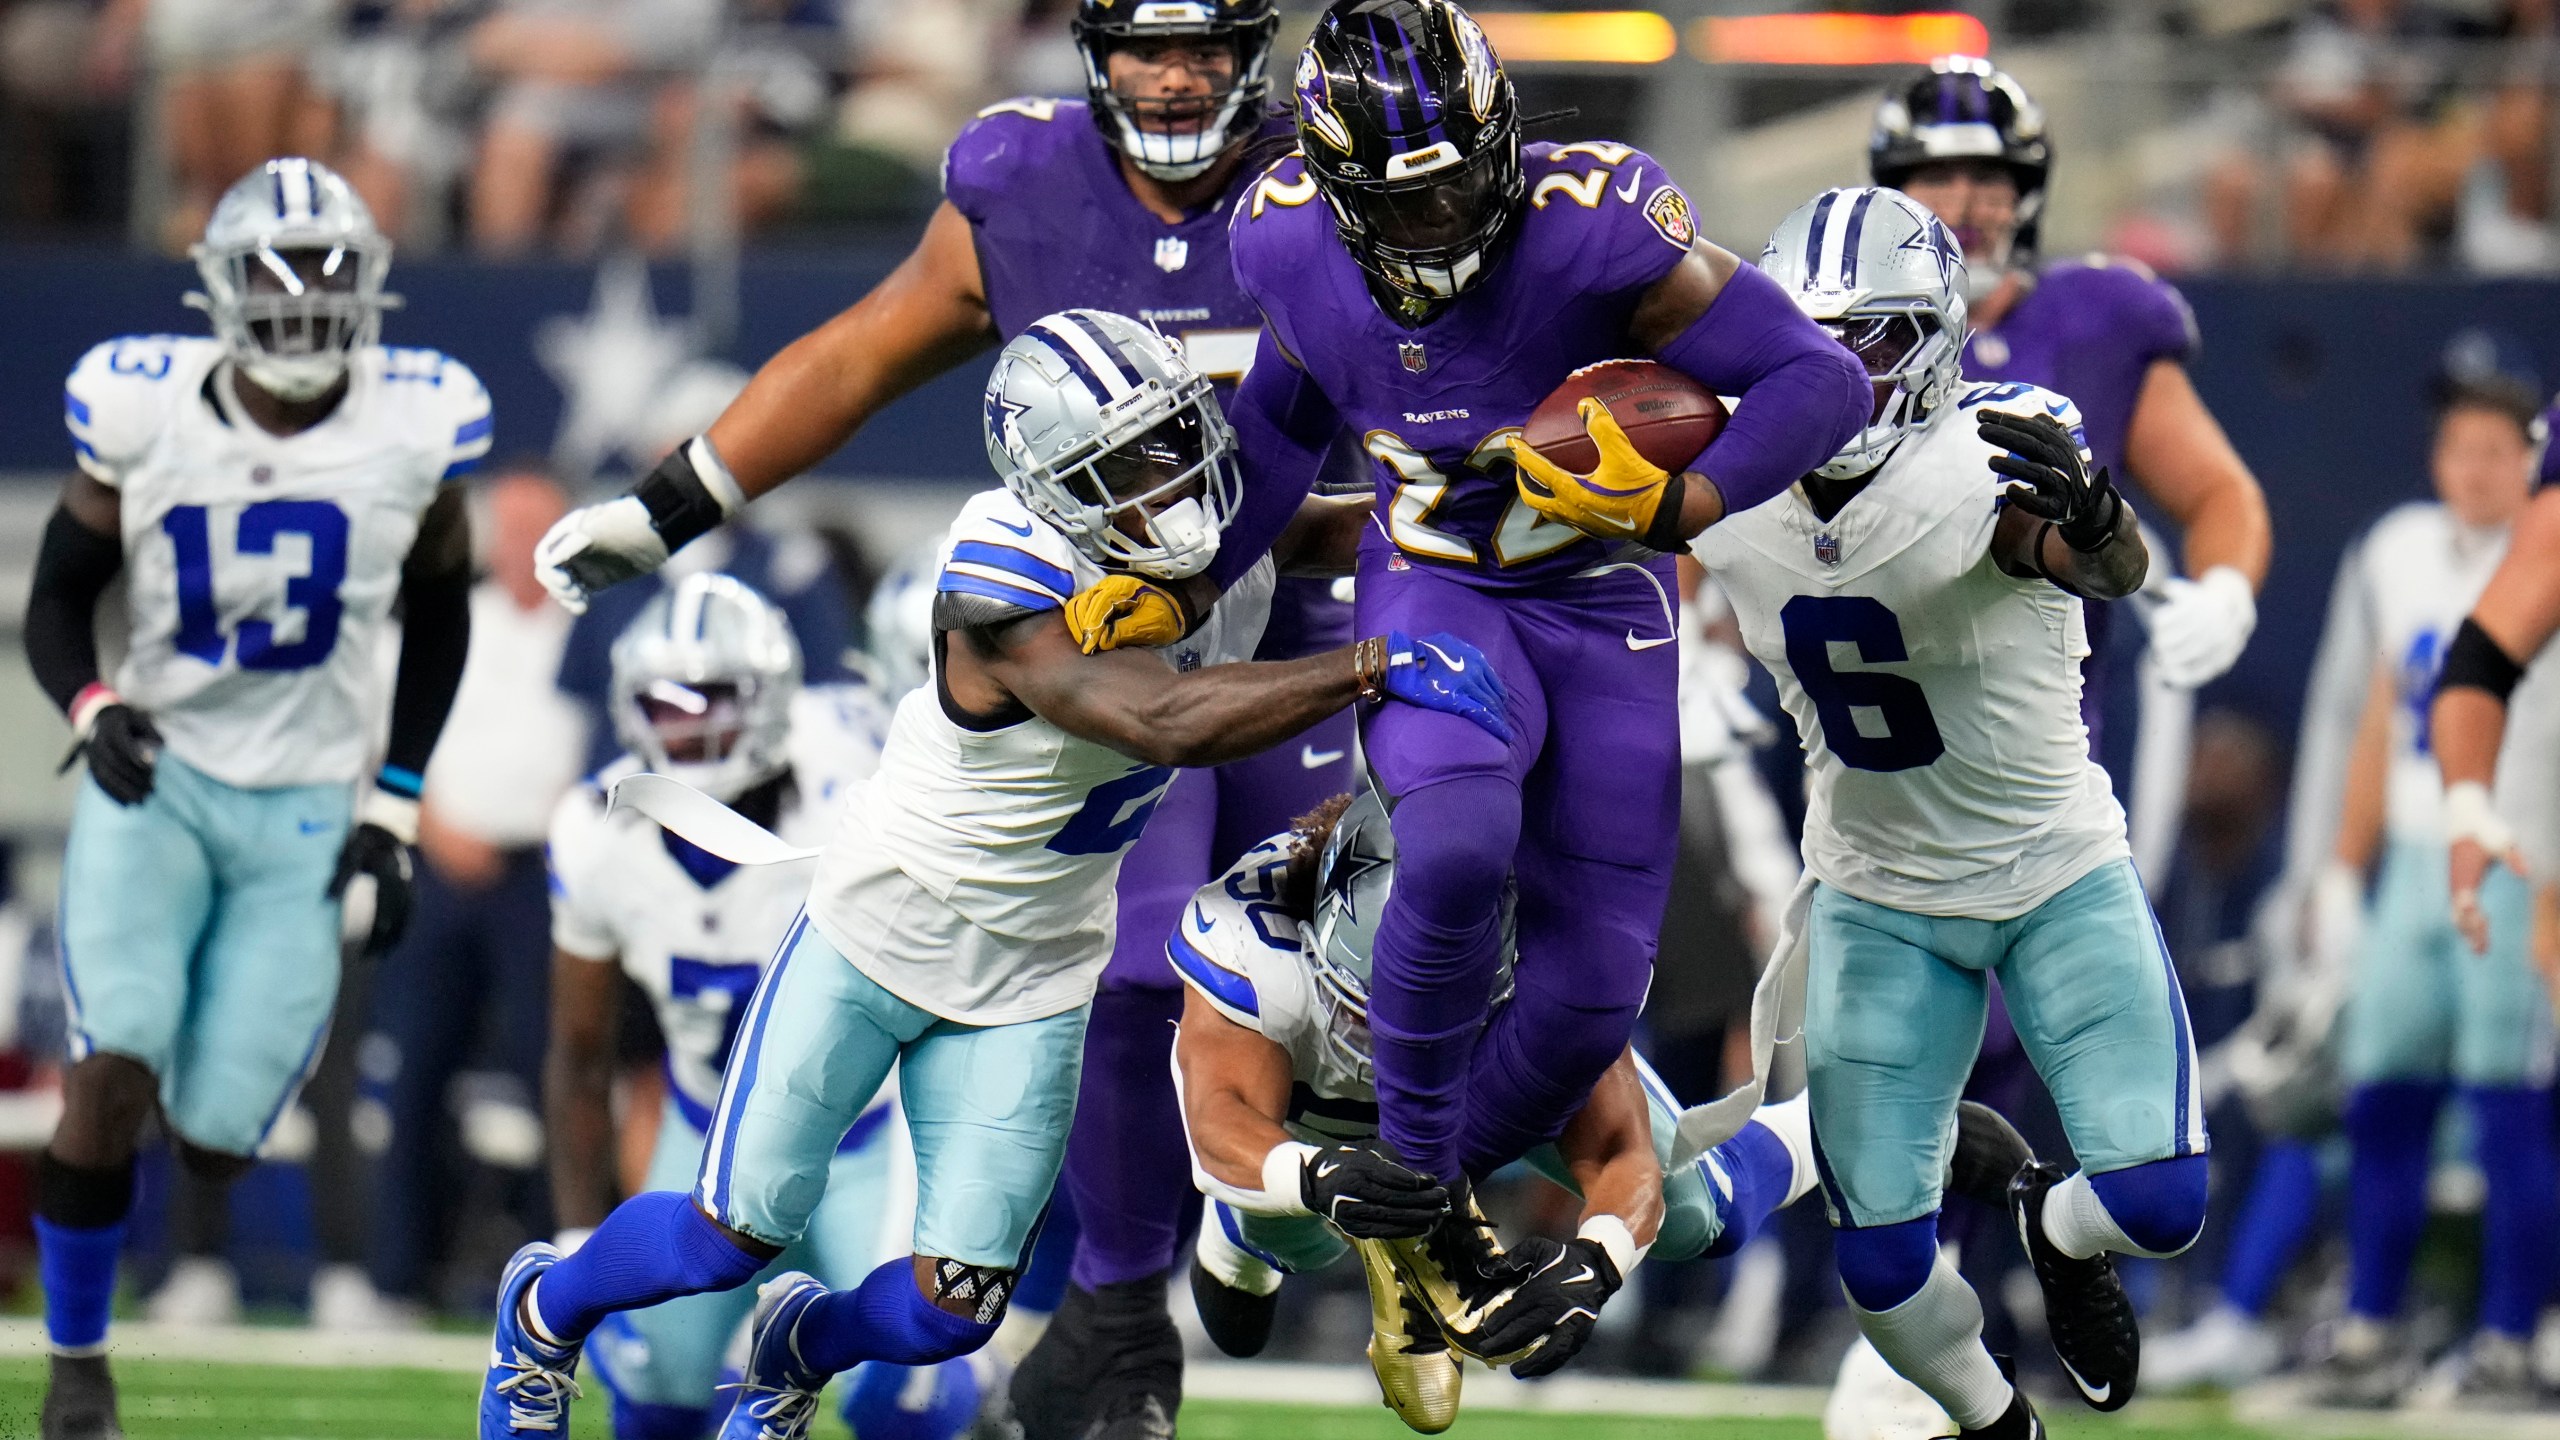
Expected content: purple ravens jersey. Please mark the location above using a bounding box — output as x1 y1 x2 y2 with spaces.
1229 141 1698 592
944 96 1344 652
1962 255 2197 480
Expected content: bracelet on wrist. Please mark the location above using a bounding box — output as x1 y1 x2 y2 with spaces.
1353 636 1389 702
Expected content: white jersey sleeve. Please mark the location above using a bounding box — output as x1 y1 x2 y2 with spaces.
383 345 495 484
1168 836 1319 1038
935 488 1084 617
2360 503 2512 841
546 777 624 962
2281 532 2375 882
64 336 192 488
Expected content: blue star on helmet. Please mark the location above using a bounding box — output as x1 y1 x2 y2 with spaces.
1895 219 1965 282
984 390 1033 448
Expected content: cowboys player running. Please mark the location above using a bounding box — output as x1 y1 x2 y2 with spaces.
1116 0 1866 1347
477 312 1507 1440
547 574 984 1439
1528 188 2207 1440
19 158 480 1440
529 5 1350 1429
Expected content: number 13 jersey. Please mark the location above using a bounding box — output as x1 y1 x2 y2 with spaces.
1690 382 2128 921
64 334 491 790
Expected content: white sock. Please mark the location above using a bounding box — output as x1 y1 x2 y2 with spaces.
1750 1094 1822 1206
1194 1206 1286 1297
2041 1169 2142 1261
1849 1252 2015 1430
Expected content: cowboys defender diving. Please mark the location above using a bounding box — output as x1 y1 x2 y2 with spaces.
478 311 1508 1440
21 158 482 1440
1528 188 2208 1440
1170 790 2038 1433
547 573 1002 1440
530 4 1354 1429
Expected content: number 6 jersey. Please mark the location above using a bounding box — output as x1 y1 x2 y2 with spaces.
64 334 491 790
1690 382 2128 921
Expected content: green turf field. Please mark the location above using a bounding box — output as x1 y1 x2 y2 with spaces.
0 1357 2415 1440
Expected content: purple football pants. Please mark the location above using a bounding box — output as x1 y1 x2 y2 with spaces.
1060 710 1357 1290
1355 549 1680 1184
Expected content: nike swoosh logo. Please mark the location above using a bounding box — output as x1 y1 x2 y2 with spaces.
1615 169 1643 203
1300 746 1346 768
2059 1357 2112 1406
1419 642 1465 673
1192 909 1214 934
1625 631 1674 650
993 517 1034 537
1565 1265 1597 1286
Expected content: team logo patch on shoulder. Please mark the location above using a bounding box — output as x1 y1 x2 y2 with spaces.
1643 184 1696 249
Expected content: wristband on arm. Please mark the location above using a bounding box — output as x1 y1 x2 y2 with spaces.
2440 616 2526 704
636 436 749 555
1188 1139 1319 1218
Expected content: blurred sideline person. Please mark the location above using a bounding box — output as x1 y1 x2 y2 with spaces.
547 574 988 1440
360 463 590 1320
475 311 1504 1440
524 2 1366 1431
2314 376 2558 1408
21 158 482 1439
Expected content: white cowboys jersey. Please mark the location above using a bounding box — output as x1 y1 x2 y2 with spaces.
1690 382 2128 920
807 485 1275 1024
1170 835 1380 1144
550 685 896 1132
65 335 491 789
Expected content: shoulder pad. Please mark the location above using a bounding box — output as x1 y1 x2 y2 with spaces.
65 335 205 485
2041 255 2198 362
1967 382 2090 460
944 98 1087 214
1170 885 1274 1030
937 493 1084 616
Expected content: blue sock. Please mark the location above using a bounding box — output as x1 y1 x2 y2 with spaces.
1700 1118 1794 1259
2220 1138 2322 1317
1832 1214 1941 1313
2466 1084 2558 1339
529 1192 766 1345
842 1357 983 1440
36 1218 126 1353
795 1258 997 1376
2344 1081 2444 1321
2088 1153 2210 1255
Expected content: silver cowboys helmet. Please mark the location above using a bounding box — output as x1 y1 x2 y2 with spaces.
610 574 802 802
861 544 940 701
1309 788 1515 1085
1759 186 1968 480
982 309 1241 579
188 158 400 402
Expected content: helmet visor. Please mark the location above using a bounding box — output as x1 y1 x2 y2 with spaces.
1362 164 1504 251
1823 312 1937 422
229 242 379 364
635 679 753 765
1088 406 1212 508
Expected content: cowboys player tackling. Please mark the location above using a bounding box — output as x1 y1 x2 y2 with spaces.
22 158 481 1440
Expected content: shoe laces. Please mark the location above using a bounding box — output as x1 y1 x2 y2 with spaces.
495 1355 582 1432
722 1380 821 1440
1393 1290 1450 1356
1426 1211 1513 1307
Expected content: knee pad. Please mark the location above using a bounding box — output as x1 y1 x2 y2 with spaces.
2088 1155 2209 1258
1383 778 1520 927
607 1395 709 1440
36 1152 135 1229
174 1140 256 1186
1832 1214 1940 1313
841 1356 986 1440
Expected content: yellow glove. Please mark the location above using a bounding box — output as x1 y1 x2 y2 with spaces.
1064 574 1192 655
1506 397 1688 549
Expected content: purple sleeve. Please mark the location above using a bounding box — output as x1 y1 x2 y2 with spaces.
1210 330 1343 590
1653 261 1870 516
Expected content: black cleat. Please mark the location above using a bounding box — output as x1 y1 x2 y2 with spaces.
2010 1161 2139 1411
1188 1256 1279 1358
1078 1273 1182 1440
1012 1284 1101 1440
41 1352 125 1440
1940 1385 2044 1439
1947 1100 2035 1206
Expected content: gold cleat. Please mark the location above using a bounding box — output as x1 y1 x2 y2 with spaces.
1377 1183 1532 1363
1357 1237 1462 1434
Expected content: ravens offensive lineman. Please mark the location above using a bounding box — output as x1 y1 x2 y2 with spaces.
20 158 480 1440
526 5 1355 1431
476 312 1507 1440
1528 188 2209 1439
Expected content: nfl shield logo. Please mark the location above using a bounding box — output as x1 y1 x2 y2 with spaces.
1153 237 1188 273
1814 532 1842 566
1399 340 1427 373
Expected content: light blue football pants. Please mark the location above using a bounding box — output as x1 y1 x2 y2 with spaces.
693 916 1088 1267
2343 840 2553 1085
1804 859 2207 1229
590 1097 900 1410
57 757 349 1155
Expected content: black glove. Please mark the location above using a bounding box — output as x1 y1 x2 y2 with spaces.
1979 410 2124 552
1301 1142 1449 1239
1474 1234 1624 1375
64 703 162 806
329 822 416 959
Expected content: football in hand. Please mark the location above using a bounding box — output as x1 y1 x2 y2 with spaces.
1520 360 1726 476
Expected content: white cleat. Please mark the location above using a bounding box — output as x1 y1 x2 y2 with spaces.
1822 1335 1952 1440
2143 1304 2279 1392
144 1257 240 1328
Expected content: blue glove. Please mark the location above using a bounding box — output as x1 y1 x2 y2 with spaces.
1367 630 1513 742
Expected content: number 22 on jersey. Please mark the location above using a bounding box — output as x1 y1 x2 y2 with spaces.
162 499 350 671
